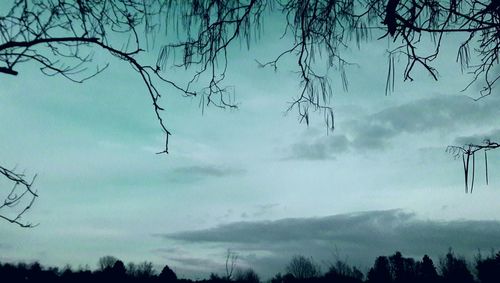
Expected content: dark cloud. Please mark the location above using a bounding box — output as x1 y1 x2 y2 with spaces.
169 165 244 183
288 95 500 159
157 210 500 278
352 94 500 145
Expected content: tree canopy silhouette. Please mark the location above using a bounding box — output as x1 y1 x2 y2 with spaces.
285 255 321 279
1 0 499 226
0 250 498 283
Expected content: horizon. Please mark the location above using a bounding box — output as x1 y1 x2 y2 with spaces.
0 240 496 281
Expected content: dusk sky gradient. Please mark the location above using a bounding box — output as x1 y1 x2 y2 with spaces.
1 6 500 280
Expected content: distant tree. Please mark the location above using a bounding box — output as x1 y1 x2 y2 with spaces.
324 260 363 283
415 255 439 283
282 273 296 283
98 255 119 271
61 265 75 282
439 249 474 283
136 261 156 278
111 260 127 280
234 268 260 283
159 264 178 283
29 261 42 273
367 256 392 283
389 251 416 283
224 249 239 280
23 262 42 282
475 251 500 283
127 262 138 277
285 255 321 280
209 272 226 283
270 272 285 283
0 262 22 282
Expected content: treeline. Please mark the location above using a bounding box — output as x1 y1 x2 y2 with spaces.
1 250 499 283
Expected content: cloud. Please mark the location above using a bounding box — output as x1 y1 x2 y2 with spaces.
156 210 500 278
0 243 13 251
454 128 500 145
289 134 350 160
351 95 500 146
288 95 500 159
169 165 244 183
165 256 222 272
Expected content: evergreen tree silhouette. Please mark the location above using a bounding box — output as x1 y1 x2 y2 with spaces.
367 256 392 283
439 249 474 283
476 252 500 283
159 264 178 283
416 255 439 283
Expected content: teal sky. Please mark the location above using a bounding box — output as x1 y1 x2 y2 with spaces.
1 8 500 279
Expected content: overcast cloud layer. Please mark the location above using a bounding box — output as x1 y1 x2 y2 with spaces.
157 210 500 278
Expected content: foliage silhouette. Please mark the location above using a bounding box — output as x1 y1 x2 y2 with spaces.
475 251 500 283
389 251 416 283
160 264 178 283
324 260 364 283
1 249 499 283
98 256 119 271
439 249 475 283
234 268 260 283
367 256 392 283
286 255 321 279
415 255 439 283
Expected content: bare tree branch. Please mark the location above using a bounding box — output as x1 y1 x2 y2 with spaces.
225 249 238 280
0 165 38 227
447 140 500 193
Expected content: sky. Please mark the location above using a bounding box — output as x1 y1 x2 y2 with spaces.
1 5 500 280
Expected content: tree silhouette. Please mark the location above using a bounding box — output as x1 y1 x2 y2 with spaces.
159 264 178 283
2 0 499 225
98 255 119 271
135 261 156 279
224 249 239 280
285 255 321 280
324 260 363 283
3 251 500 283
234 268 260 283
367 256 392 283
439 249 474 283
475 251 500 283
111 260 127 281
388 251 416 283
415 255 439 283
